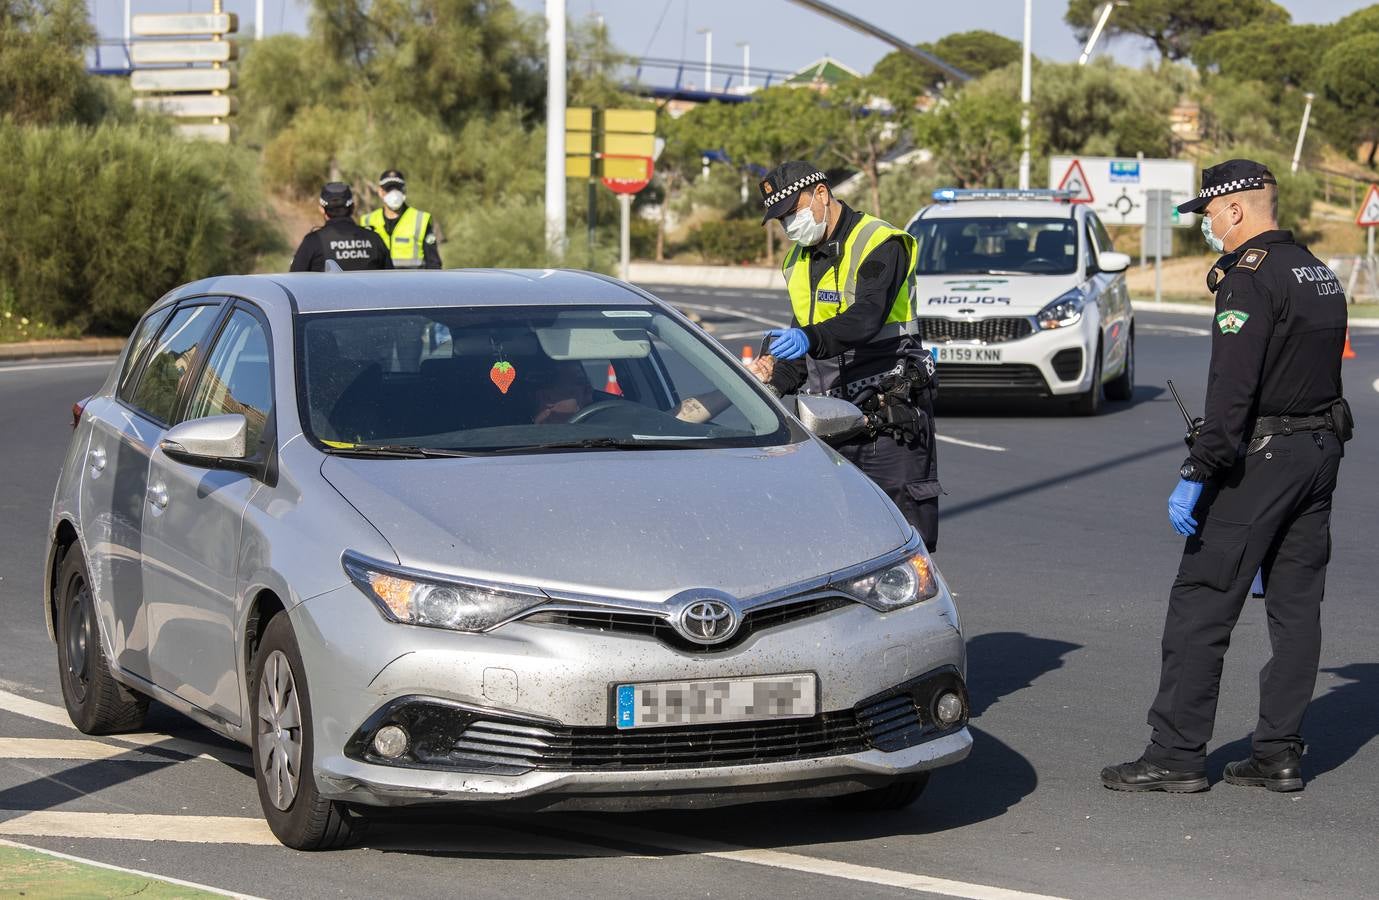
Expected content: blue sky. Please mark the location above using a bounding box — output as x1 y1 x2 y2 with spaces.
90 0 1373 76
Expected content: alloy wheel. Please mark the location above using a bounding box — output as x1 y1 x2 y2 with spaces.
256 649 303 811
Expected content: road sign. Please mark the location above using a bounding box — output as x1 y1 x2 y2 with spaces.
602 133 656 157
1049 156 1196 226
601 156 652 194
1056 160 1094 204
134 95 237 118
131 69 235 93
603 109 655 134
1356 184 1379 226
131 13 237 35
130 41 237 65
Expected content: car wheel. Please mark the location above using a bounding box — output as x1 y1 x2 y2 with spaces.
1071 341 1104 416
54 544 149 734
1104 326 1135 403
831 773 930 811
251 614 365 850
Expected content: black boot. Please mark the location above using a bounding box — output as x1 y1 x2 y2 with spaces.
1223 751 1304 792
1101 757 1209 793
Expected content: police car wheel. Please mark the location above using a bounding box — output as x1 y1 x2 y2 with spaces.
1071 341 1104 416
830 773 930 811
1105 326 1135 403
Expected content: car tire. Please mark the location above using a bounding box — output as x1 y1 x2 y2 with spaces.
1071 341 1104 416
831 772 930 811
54 544 149 734
1104 326 1135 403
251 613 365 851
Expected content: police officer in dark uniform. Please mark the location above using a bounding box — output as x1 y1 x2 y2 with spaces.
289 182 393 272
1103 159 1351 793
756 161 940 551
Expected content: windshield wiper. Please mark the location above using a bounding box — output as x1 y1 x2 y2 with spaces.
321 443 475 458
501 437 706 453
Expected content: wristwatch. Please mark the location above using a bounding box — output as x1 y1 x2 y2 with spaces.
1178 459 1208 483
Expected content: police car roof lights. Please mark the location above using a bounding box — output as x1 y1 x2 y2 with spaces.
932 188 1079 203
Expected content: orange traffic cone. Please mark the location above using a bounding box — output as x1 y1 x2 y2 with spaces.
741 344 754 365
1343 328 1357 360
605 364 622 396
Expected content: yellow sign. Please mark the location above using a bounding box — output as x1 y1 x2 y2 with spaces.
601 157 650 180
603 109 656 134
565 132 593 155
565 108 594 131
602 133 655 158
565 157 593 179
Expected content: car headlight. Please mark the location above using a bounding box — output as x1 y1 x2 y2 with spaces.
343 552 545 631
836 553 939 611
1036 289 1085 330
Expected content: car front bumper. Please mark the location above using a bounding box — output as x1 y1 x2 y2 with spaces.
933 310 1099 398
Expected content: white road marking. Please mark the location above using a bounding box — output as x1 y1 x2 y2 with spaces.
552 816 1069 900
673 300 789 329
938 434 1007 452
1140 324 1210 336
0 688 250 767
0 359 116 374
0 811 280 845
0 738 167 762
0 838 267 899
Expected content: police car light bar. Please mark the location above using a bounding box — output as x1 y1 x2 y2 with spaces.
932 188 1079 203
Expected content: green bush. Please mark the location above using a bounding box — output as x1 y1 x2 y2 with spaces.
688 220 764 265
0 122 282 335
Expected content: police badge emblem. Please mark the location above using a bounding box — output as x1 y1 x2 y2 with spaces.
1216 309 1249 334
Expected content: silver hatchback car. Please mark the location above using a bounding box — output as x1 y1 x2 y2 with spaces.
46 271 971 849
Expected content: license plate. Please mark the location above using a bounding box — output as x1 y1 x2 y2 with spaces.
615 674 817 729
937 346 1003 363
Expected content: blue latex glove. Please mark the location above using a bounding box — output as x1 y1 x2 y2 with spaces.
767 327 810 360
1168 478 1204 536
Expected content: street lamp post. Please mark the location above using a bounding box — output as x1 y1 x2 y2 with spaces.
545 0 567 259
1291 91 1316 175
1018 0 1032 189
1078 2 1120 65
697 28 713 93
255 0 264 39
737 41 750 93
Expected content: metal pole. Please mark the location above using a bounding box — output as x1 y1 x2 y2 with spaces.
619 193 632 281
696 28 712 93
783 0 970 82
545 0 567 260
739 42 750 92
1291 92 1315 175
1018 0 1032 189
255 0 264 39
587 179 597 270
1154 192 1164 304
1078 2 1115 65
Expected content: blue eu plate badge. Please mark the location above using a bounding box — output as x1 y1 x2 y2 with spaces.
616 684 636 728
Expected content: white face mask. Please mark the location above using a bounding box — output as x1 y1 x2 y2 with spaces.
1201 206 1237 254
383 190 406 211
783 191 829 247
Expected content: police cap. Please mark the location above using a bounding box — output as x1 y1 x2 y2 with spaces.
319 181 354 211
758 161 828 224
1177 158 1277 215
378 169 406 189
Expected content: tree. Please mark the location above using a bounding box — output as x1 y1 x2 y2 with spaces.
1034 60 1177 158
1192 22 1330 95
0 0 109 125
1065 0 1290 61
913 70 1024 188
870 30 1021 108
1317 32 1379 167
819 78 908 215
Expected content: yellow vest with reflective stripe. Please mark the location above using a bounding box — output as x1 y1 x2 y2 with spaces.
361 207 431 268
781 213 918 340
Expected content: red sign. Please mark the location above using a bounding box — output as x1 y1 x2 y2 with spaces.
601 155 652 194
1357 184 1379 226
1057 159 1094 204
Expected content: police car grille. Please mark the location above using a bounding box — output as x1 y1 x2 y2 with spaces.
521 596 853 653
935 363 1049 394
919 317 1033 344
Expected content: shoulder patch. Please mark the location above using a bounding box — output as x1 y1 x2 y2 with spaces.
1236 248 1268 271
1216 309 1250 334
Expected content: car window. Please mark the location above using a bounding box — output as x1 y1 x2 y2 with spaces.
126 303 221 425
298 305 792 453
116 307 173 402
908 217 1079 275
185 308 273 452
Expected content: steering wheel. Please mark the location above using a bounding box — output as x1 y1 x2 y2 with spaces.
568 399 627 424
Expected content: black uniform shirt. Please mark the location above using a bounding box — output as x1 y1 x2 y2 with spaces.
290 217 393 272
376 204 443 269
769 202 910 395
1189 229 1347 478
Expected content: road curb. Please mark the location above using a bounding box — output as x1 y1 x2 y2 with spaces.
0 339 124 361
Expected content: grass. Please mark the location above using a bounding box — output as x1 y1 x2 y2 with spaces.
0 843 223 898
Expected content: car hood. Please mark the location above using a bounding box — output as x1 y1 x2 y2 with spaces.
320 441 909 601
916 273 1084 317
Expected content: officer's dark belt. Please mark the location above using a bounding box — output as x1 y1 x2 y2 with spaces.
1250 414 1333 440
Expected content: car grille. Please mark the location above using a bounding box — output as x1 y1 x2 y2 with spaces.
919 316 1033 344
936 363 1049 395
520 595 854 653
1051 348 1083 381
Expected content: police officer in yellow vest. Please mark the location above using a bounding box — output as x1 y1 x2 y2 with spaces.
758 161 940 550
360 169 442 269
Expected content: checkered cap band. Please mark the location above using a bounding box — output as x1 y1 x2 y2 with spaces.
1197 176 1269 200
764 171 826 208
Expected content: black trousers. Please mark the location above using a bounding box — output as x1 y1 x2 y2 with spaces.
839 431 939 552
1145 431 1342 770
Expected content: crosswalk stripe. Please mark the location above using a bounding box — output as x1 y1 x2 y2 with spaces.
0 738 169 762
0 811 279 846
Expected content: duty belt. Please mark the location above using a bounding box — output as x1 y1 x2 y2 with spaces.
1251 413 1334 440
822 362 907 400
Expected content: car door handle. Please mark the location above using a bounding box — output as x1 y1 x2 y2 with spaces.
88 446 107 473
148 482 169 510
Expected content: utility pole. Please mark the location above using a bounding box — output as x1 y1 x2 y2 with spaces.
1291 92 1315 174
697 28 712 93
545 0 567 260
1019 0 1032 189
124 0 131 60
255 0 264 40
737 41 750 93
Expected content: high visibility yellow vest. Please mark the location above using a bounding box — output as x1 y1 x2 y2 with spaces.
361 207 431 268
781 213 918 340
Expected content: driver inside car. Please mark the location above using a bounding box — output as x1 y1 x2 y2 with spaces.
530 358 777 425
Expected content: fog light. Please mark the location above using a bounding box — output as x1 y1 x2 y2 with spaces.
372 724 409 759
934 692 964 726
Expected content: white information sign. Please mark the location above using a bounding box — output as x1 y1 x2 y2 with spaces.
1049 156 1196 227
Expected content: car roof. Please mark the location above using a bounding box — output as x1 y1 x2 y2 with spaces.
161 269 656 314
911 200 1085 222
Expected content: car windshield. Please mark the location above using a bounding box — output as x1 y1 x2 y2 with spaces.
908 217 1078 275
296 304 794 454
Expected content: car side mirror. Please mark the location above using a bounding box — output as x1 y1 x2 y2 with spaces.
160 414 248 468
1095 250 1131 273
794 395 867 446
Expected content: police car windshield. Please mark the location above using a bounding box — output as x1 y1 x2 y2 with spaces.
908 217 1078 276
296 305 795 454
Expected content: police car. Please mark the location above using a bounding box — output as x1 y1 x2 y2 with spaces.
904 189 1134 414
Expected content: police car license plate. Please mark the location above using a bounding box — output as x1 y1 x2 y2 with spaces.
615 674 816 729
937 346 1003 363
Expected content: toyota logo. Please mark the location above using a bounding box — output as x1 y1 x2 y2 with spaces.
676 598 739 645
